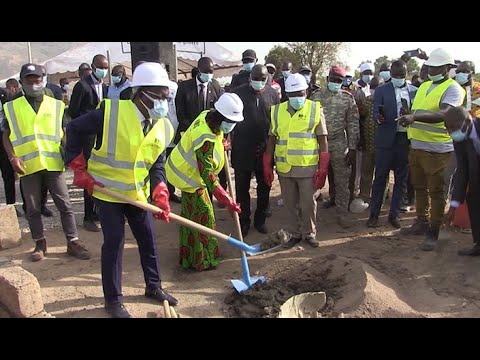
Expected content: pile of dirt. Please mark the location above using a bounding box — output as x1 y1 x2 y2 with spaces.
224 254 367 318
259 229 290 251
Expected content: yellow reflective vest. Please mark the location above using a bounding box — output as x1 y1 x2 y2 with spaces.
3 95 65 177
88 100 173 203
166 111 225 193
270 99 321 174
409 79 465 144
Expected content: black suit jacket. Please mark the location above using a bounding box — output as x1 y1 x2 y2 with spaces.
174 77 223 144
452 120 480 202
275 77 288 102
68 75 108 119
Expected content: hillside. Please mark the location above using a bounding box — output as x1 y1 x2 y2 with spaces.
0 42 86 79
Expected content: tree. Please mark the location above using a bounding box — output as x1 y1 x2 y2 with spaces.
286 42 348 84
264 45 302 79
374 56 390 74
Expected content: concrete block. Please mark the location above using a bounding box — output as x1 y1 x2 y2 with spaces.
0 266 43 318
0 205 21 250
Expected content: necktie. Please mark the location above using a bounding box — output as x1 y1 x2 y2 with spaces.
143 120 151 136
199 83 205 112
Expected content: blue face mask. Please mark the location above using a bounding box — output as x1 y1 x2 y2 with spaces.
362 74 373 84
343 77 352 87
379 71 391 82
450 121 467 142
251 80 266 92
391 77 406 88
112 76 122 84
428 73 444 82
220 121 236 134
143 91 169 119
243 62 255 72
199 72 213 83
455 72 469 85
327 82 342 93
95 68 108 79
282 70 291 79
289 96 306 110
303 74 311 84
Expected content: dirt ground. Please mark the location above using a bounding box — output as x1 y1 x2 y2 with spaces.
1 170 480 318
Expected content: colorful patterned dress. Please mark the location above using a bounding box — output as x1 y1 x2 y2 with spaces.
179 141 221 271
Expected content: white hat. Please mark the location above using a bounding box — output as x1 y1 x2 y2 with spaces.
424 48 456 67
285 73 308 92
131 62 176 89
265 63 276 71
214 93 244 122
359 63 375 73
345 66 355 77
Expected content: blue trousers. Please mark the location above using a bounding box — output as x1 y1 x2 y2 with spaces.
370 133 409 219
94 198 161 304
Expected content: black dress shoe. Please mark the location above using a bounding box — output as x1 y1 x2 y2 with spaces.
366 216 379 228
169 194 182 204
145 288 178 307
41 207 53 217
388 216 401 229
105 303 131 318
458 244 480 256
84 219 100 232
254 223 268 234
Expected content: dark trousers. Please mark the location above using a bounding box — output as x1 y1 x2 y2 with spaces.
370 133 409 219
467 193 480 244
21 180 48 212
94 198 161 304
84 136 97 221
0 143 16 204
234 159 270 228
166 147 176 195
405 170 415 205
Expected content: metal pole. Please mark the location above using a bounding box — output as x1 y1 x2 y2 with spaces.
27 42 32 63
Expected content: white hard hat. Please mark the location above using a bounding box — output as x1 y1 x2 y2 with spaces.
131 62 175 89
350 198 369 214
424 48 456 67
214 93 244 122
285 73 308 92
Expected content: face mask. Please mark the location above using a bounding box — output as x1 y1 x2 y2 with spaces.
23 83 44 98
289 96 306 110
362 75 373 84
455 72 469 85
220 121 236 134
142 91 169 119
303 74 311 84
62 85 69 92
112 76 122 84
450 121 467 142
391 78 406 88
199 72 213 83
428 73 444 82
449 68 457 78
243 62 255 72
379 71 391 82
251 80 266 92
343 77 352 87
282 71 291 79
327 82 342 93
95 68 108 79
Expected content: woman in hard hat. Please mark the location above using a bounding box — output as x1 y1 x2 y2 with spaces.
166 93 244 271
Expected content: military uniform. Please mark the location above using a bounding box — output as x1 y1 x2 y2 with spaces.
310 87 359 215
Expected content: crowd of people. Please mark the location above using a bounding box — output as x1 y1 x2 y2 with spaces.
0 45 479 318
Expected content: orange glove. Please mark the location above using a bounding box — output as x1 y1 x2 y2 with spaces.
68 153 104 195
314 152 331 190
152 182 170 223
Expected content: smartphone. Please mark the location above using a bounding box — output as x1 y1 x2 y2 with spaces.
401 98 410 115
378 105 385 117
404 49 421 58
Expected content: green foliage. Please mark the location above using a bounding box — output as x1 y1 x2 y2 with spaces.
264 45 302 78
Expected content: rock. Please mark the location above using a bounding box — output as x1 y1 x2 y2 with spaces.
0 266 44 318
0 205 21 250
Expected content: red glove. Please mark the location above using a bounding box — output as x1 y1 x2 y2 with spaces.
222 138 231 151
314 152 331 190
152 182 170 223
68 153 104 195
213 185 241 218
262 153 274 187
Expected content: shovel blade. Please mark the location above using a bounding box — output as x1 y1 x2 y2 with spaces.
231 275 266 293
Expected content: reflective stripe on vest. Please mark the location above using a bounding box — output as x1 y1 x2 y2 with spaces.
408 79 465 145
4 96 64 176
88 100 173 204
166 111 225 193
270 100 320 174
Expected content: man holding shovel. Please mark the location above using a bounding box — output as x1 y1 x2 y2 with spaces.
65 62 178 318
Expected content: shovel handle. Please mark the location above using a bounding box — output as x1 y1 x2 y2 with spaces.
93 185 232 242
223 150 245 246
163 300 171 318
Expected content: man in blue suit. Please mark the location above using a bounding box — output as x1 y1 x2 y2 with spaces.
367 60 417 228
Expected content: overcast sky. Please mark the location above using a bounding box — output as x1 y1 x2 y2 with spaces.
219 42 480 72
